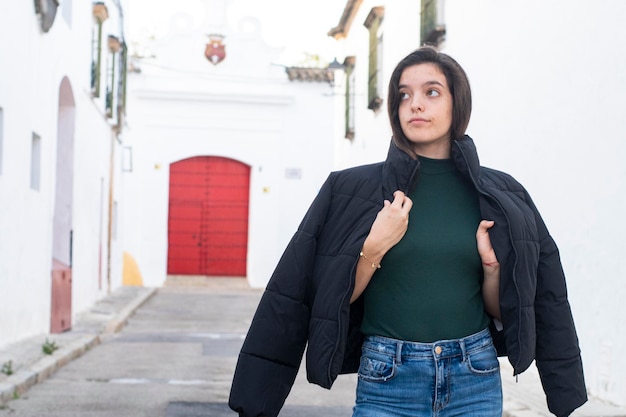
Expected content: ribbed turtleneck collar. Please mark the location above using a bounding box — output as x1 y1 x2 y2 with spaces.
417 155 455 175
381 135 482 200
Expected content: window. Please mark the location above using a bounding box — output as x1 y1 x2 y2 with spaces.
0 107 4 175
62 0 72 27
30 133 42 191
421 0 446 47
122 146 133 172
91 3 109 97
364 7 384 112
343 57 356 141
105 35 121 119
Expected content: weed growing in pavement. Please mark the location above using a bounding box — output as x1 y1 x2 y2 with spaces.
1 360 13 376
42 339 59 355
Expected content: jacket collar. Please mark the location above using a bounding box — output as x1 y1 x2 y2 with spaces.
452 135 481 183
381 139 420 199
381 135 481 198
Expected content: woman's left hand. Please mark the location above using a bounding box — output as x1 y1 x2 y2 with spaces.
477 220 501 320
476 220 498 266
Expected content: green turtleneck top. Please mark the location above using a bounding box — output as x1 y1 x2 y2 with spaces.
361 156 491 342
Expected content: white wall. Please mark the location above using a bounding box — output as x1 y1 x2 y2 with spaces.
333 0 422 169
0 1 126 348
332 0 626 407
441 0 626 405
122 15 338 288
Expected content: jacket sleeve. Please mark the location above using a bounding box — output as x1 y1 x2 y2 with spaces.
527 192 588 417
228 175 334 417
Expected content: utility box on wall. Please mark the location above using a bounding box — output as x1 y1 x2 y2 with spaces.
50 259 72 333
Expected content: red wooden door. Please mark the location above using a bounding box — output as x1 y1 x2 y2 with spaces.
167 156 250 276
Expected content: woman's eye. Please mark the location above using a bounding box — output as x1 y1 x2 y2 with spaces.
400 92 410 100
427 89 441 97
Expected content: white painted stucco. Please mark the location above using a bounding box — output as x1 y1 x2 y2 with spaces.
331 0 626 407
122 12 341 288
442 0 626 406
0 1 126 347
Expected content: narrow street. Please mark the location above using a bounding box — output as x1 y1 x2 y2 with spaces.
0 282 356 417
1 281 625 417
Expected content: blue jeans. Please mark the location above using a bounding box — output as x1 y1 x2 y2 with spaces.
353 328 502 417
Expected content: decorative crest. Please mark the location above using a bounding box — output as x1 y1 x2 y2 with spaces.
205 34 226 65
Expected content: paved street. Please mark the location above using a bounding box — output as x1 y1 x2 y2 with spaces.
1 280 624 417
0 282 357 417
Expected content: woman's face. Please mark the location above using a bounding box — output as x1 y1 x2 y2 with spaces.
398 63 453 158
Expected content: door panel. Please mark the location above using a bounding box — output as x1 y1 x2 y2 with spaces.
167 156 250 276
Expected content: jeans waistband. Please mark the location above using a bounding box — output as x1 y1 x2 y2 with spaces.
362 327 493 362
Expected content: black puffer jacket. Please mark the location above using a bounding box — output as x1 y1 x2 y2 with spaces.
229 136 587 417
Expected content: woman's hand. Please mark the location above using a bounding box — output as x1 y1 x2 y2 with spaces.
367 191 413 253
351 191 412 303
477 220 498 264
477 220 501 320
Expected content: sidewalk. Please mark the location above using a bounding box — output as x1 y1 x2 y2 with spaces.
0 286 156 405
1 282 625 417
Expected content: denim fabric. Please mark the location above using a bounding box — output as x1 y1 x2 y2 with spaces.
353 328 502 417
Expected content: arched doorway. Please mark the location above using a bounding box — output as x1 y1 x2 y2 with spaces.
167 156 250 276
51 77 75 333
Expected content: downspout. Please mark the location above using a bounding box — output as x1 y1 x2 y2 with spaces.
106 0 126 294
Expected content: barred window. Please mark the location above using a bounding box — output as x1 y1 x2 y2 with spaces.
31 133 42 191
91 2 109 97
364 7 384 112
105 35 121 119
421 0 446 47
344 57 356 140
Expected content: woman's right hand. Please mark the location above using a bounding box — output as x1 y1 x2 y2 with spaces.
366 190 413 255
351 191 412 302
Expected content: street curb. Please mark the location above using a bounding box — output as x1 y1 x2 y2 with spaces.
0 287 158 406
104 287 158 334
0 335 101 404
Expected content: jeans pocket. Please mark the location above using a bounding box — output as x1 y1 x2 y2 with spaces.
358 351 397 382
466 344 500 375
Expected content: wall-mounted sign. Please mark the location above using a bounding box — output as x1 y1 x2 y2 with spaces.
285 168 302 180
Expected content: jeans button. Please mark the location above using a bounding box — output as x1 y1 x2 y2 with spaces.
434 346 442 355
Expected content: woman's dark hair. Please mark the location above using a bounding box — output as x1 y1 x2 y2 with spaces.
387 46 472 158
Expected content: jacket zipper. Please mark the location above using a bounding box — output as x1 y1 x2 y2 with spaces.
329 253 361 384
454 141 523 375
329 180 388 383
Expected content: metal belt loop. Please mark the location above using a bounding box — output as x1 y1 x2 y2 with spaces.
395 341 403 365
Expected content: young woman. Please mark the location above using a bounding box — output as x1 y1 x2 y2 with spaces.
229 46 587 417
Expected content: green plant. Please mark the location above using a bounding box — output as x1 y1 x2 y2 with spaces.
42 339 59 355
1 360 13 376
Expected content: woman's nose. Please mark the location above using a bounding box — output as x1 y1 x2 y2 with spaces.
411 96 424 112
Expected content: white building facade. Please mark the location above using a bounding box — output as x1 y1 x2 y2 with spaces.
122 4 343 288
328 0 626 407
0 1 127 347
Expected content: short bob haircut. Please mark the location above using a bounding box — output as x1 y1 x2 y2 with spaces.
387 46 472 159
